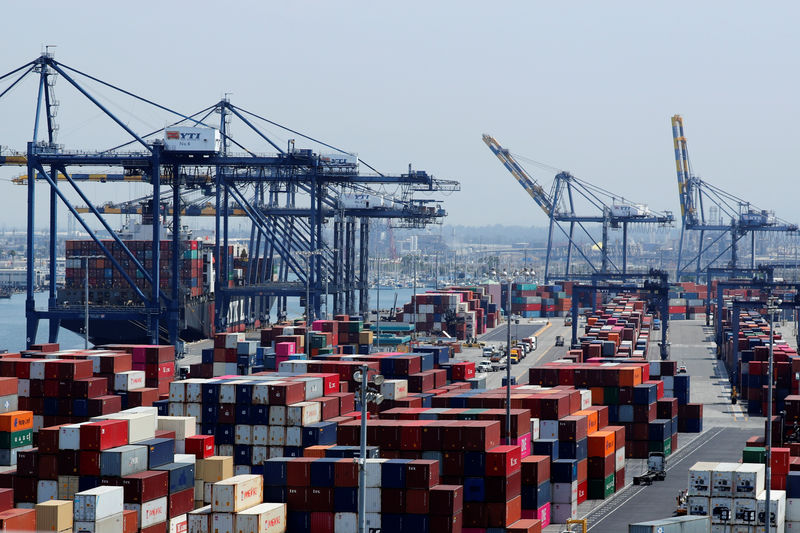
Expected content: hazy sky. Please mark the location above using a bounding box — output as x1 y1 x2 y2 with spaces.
1 2 799 231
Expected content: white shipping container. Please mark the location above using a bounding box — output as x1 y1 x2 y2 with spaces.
106 413 156 443
158 416 196 439
59 423 84 450
757 490 786 528
234 502 286 533
204 483 212 504
252 426 269 446
268 447 284 459
735 464 766 498
287 402 321 427
297 377 323 400
788 498 800 522
365 459 386 488
219 382 239 403
552 502 578 523
380 379 408 401
17 379 29 397
234 465 250 476
710 497 733 523
74 486 124 521
195 479 205 502
168 403 185 417
218 445 234 457
212 511 234 533
170 514 188 533
579 389 592 410
615 448 625 471
252 446 268 466
787 521 800 531
212 475 263 513
689 462 718 496
710 524 729 533
365 487 381 513
36 479 57 503
688 496 710 516
334 512 357 533
115 371 146 392
186 403 203 422
169 382 186 402
530 418 540 440
30 361 45 380
124 496 168 528
269 406 286 426
175 440 186 455
235 425 252 445
164 127 221 153
540 419 559 440
185 380 205 403
285 426 302 447
713 463 740 497
733 497 757 525
252 384 270 405
552 481 578 504
174 454 196 465
74 512 124 533
268 426 285 446
213 363 238 376
365 512 381 531
58 475 79 501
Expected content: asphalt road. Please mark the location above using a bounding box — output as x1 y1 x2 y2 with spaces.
543 319 763 532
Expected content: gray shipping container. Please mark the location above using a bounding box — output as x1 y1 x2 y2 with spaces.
100 445 148 477
629 515 710 533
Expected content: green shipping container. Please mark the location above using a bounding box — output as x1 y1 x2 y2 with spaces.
588 474 615 499
0 429 32 449
648 438 671 456
603 387 619 405
742 446 766 463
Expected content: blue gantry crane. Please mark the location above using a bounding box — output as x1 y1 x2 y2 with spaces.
483 134 674 282
671 115 798 281
0 52 459 350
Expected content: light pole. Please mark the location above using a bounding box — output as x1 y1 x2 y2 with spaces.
76 255 104 349
353 365 384 533
505 276 513 441
412 253 418 340
375 255 380 351
765 294 781 533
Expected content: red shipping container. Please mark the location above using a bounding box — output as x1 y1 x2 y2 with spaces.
485 470 522 502
312 397 340 420
487 495 522 528
122 470 169 504
79 450 101 476
268 382 305 405
71 377 108 398
88 395 122 416
406 460 440 489
462 421 501 451
577 480 587 504
0 489 12 512
0 508 35 531
286 487 310 511
399 421 425 450
287 458 316 486
521 456 550 486
310 511 334 533
99 353 133 374
80 419 129 450
123 509 138 533
184 435 214 459
310 487 334 512
406 489 429 514
334 459 358 487
772 447 791 476
430 512 463 533
141 521 167 533
128 387 160 407
381 488 405 514
430 485 463 516
507 518 543 533
486 445 522 477
168 487 193 518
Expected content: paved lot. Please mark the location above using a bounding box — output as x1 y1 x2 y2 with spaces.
543 319 763 532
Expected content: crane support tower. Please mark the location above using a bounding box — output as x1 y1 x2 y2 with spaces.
671 115 798 281
483 134 674 282
0 53 459 350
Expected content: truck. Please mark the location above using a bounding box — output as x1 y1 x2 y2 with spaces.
633 453 666 485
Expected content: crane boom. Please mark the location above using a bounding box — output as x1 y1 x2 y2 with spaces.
482 134 553 215
671 115 695 223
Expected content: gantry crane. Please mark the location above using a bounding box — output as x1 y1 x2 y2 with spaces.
483 134 674 282
671 115 798 281
0 53 459 348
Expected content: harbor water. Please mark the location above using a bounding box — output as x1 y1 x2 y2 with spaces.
0 286 432 352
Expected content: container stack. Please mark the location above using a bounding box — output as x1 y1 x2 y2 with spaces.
521 455 551 528
187 474 286 533
501 282 574 319
167 375 348 472
73 486 126 533
649 360 703 433
685 460 784 532
63 239 208 304
0 409 33 466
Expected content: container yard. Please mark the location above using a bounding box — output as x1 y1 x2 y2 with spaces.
1 6 800 532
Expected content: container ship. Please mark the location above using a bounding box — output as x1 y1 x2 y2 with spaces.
57 211 258 345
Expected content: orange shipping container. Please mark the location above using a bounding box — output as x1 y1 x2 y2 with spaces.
0 508 36 531
0 411 33 433
590 387 604 405
574 409 598 435
618 366 642 388
588 430 615 457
